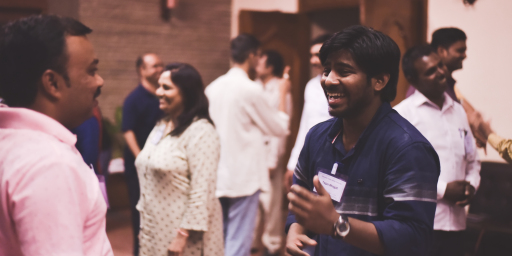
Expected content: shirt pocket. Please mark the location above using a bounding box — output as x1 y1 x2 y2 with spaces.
453 128 467 159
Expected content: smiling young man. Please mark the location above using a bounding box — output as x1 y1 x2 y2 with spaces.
0 15 112 255
285 26 440 256
395 45 480 256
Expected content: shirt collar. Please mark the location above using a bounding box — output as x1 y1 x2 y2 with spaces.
227 67 249 78
327 102 393 158
410 89 454 112
0 107 77 146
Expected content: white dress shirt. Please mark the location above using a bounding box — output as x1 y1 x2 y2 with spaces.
394 90 481 231
257 77 292 171
286 75 331 171
206 67 290 198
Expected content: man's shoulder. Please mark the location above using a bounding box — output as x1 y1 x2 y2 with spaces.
452 101 468 117
0 129 84 177
304 118 336 143
208 73 262 99
393 97 415 116
124 85 150 104
304 76 321 90
379 110 433 152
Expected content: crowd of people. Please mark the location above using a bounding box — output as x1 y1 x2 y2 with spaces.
1 14 512 256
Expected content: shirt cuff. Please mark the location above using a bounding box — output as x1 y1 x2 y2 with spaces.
437 180 447 200
488 133 503 151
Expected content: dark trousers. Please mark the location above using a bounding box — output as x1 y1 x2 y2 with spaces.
124 161 140 256
430 230 464 256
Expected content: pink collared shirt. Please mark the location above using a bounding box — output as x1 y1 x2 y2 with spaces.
0 107 113 256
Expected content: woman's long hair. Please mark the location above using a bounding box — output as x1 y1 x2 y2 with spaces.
165 62 213 136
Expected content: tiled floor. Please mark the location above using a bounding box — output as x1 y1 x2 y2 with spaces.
106 209 133 256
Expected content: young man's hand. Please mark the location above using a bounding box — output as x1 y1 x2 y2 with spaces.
285 223 317 256
288 175 339 235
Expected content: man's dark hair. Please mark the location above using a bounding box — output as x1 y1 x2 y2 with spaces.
311 33 333 46
262 50 285 78
402 44 435 84
431 27 466 50
319 25 401 102
164 63 213 136
231 34 260 64
0 15 92 107
136 55 144 73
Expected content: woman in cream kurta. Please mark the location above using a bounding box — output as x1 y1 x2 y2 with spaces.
135 118 223 256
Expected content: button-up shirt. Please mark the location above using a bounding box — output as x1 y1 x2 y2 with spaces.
206 67 290 198
257 77 292 171
395 90 480 231
287 103 440 256
287 75 331 171
0 108 113 256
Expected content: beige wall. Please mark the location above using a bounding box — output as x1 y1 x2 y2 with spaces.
428 0 512 162
76 0 231 120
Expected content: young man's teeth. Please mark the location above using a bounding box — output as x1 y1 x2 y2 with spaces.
328 93 344 97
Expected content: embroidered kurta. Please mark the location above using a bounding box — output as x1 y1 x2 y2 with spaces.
135 118 223 256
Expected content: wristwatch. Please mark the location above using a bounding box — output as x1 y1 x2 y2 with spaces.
332 214 350 239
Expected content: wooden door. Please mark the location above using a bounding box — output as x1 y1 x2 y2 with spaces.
0 0 47 25
360 0 428 106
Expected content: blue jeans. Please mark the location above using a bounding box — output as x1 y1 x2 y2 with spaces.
220 190 261 256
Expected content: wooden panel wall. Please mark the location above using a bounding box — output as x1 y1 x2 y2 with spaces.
0 0 47 25
360 0 428 106
80 0 232 120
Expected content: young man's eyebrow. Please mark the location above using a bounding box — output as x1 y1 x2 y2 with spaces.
333 62 354 69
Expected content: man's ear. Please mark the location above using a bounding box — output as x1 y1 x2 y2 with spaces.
40 69 65 100
437 47 447 58
372 73 390 93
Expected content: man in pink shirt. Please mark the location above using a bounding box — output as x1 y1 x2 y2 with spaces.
0 15 113 255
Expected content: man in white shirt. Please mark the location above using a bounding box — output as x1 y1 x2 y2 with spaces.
253 49 292 255
205 34 290 256
394 44 480 256
284 34 332 190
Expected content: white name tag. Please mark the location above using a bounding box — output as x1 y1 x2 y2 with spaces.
314 172 347 202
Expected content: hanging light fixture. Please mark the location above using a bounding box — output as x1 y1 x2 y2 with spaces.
161 0 179 20
167 0 179 9
463 0 477 5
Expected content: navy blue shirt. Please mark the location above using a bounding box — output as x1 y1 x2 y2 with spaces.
286 103 440 256
71 116 100 172
122 84 162 163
